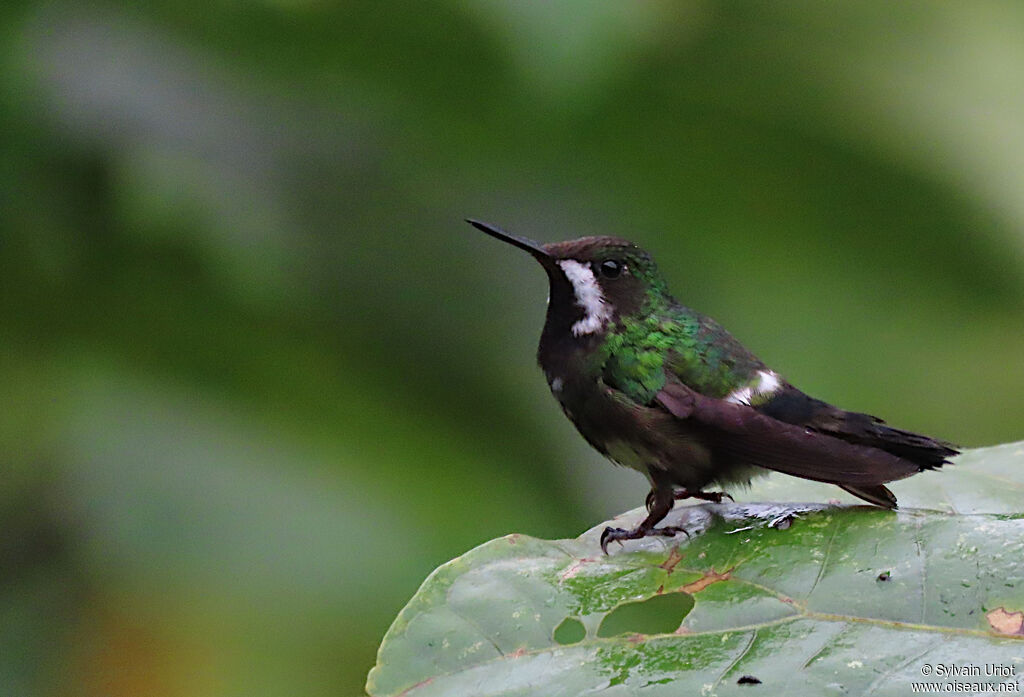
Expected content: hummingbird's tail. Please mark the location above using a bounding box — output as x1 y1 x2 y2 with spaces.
838 483 897 509
848 421 957 471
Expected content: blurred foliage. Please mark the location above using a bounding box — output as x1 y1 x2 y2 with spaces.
1 1 1023 696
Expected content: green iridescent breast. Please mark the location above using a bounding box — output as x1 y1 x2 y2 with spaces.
601 304 763 403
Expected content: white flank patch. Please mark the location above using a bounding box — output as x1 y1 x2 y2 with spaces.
725 386 753 406
757 369 781 395
557 259 613 336
550 377 563 394
725 369 783 405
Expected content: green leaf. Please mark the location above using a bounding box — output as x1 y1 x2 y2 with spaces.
367 443 1024 696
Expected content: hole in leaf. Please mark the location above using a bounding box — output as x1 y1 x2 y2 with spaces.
553 617 586 645
597 592 694 638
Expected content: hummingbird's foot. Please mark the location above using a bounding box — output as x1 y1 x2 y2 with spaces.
674 489 733 504
605 473 694 554
600 524 690 555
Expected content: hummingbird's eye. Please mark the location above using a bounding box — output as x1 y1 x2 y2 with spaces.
599 259 623 279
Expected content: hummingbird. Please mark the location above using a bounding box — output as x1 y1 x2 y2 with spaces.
467 219 958 553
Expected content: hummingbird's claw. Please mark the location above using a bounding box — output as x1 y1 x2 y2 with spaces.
599 527 622 555
658 525 691 539
599 524 690 555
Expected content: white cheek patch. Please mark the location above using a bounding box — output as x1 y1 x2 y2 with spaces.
557 259 613 336
725 369 783 406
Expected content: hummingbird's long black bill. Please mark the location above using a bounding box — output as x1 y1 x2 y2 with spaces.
466 219 550 260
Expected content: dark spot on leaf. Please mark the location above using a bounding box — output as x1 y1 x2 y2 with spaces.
597 592 694 637
553 617 586 645
737 675 762 685
877 571 891 582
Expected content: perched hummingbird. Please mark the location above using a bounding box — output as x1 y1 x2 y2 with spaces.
468 219 958 553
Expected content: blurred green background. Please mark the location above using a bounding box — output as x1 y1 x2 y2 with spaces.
3 2 1024 695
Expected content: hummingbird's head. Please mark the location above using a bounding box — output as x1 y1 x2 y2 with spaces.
467 219 668 339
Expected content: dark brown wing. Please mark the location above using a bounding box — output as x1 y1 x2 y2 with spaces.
753 384 958 470
656 381 930 487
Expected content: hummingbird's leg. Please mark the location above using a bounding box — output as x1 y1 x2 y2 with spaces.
674 489 733 503
600 473 689 554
